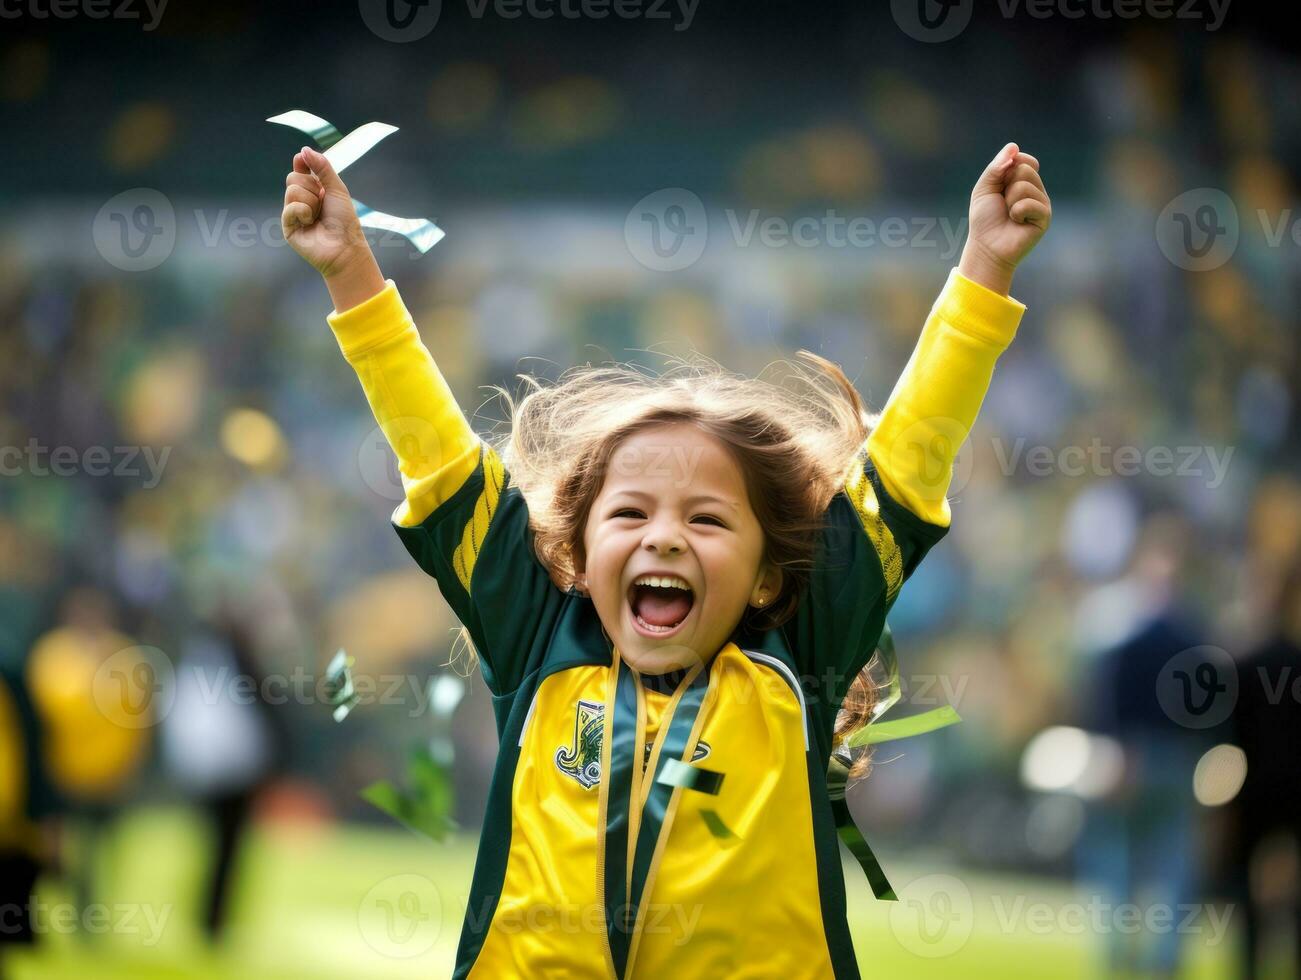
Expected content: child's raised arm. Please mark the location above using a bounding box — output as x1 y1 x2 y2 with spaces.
864 142 1051 529
283 146 479 528
792 144 1050 702
282 148 564 700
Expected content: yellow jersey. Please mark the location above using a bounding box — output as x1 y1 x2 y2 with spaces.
326 268 1024 978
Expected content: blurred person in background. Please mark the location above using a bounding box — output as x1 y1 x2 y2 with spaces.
161 598 289 942
23 587 154 938
1231 550 1301 980
1077 511 1217 978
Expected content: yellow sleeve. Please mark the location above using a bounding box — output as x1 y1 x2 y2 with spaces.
327 280 482 528
864 268 1026 528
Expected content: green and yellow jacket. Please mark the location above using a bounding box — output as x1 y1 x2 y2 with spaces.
327 268 1024 978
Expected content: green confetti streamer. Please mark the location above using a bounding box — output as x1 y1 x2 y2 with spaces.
826 752 896 900
846 705 962 747
323 649 359 723
700 809 740 843
267 109 445 254
362 745 458 843
833 806 897 901
265 109 345 149
828 624 965 902
354 200 445 253
657 758 725 795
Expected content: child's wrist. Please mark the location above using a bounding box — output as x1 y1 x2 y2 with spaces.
957 242 1016 297
324 248 385 313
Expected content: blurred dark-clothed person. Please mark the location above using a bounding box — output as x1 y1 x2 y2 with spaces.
161 602 289 941
1077 515 1217 978
1232 554 1301 980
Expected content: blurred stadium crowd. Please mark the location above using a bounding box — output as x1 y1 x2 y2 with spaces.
1 3 1299 976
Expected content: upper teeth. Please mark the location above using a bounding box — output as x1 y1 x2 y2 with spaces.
634 574 692 592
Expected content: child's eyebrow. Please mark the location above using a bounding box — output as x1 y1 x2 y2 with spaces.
683 493 739 512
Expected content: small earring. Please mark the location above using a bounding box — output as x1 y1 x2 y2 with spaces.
757 595 767 606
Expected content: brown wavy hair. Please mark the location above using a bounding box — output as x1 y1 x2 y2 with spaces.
474 350 885 777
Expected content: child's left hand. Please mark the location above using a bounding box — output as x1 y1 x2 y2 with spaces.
958 142 1051 296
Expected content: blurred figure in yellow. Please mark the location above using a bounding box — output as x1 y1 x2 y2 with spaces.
23 588 156 935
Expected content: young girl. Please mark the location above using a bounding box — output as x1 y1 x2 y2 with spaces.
282 141 1050 978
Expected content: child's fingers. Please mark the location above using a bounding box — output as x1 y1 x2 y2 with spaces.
1013 151 1040 173
1009 195 1051 229
1006 162 1045 194
285 171 323 196
283 201 313 230
301 146 348 194
293 151 311 175
1004 180 1047 212
975 142 1019 191
284 183 320 216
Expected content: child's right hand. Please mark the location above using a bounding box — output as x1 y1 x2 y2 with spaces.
282 146 370 280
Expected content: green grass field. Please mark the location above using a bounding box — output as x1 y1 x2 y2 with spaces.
5 807 1239 979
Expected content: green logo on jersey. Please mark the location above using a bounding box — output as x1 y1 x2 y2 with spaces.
556 699 605 789
643 739 712 768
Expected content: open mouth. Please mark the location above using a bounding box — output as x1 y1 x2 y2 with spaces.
627 574 695 638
